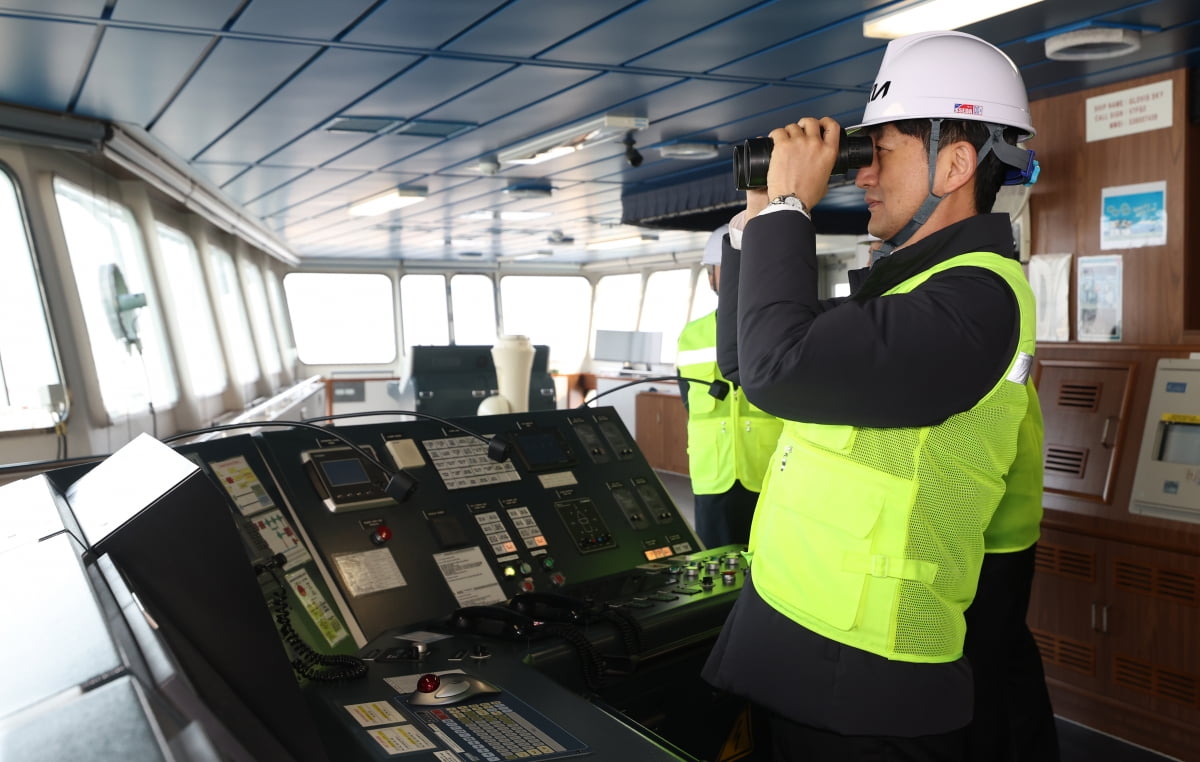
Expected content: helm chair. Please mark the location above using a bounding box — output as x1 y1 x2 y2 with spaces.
849 31 1039 257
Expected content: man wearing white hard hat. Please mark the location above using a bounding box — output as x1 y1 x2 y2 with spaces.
703 31 1055 761
676 224 781 549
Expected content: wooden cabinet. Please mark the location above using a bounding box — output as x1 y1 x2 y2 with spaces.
1035 359 1136 504
635 392 689 475
1030 527 1200 760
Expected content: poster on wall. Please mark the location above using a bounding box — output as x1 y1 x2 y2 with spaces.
1100 181 1166 249
1077 255 1123 342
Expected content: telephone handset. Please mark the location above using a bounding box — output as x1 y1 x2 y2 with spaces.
448 605 542 639
508 591 591 623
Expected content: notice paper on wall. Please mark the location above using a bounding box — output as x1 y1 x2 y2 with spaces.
1028 253 1071 342
1077 255 1123 342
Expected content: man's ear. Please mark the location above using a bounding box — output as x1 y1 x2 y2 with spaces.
936 140 977 197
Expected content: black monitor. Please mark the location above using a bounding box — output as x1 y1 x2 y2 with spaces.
59 434 331 762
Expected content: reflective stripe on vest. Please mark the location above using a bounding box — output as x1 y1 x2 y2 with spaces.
677 311 782 493
748 252 1037 663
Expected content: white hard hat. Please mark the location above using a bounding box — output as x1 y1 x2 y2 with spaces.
851 31 1034 139
702 224 729 266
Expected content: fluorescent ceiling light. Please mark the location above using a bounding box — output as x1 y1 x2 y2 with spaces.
586 233 658 251
498 210 551 221
498 114 648 167
348 187 426 216
863 0 1043 39
460 210 551 221
503 183 554 199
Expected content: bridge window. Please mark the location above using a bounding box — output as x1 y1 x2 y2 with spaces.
154 223 227 398
592 273 641 332
400 274 449 348
499 275 591 373
264 269 297 371
207 245 260 390
239 257 283 379
639 268 692 364
283 272 396 364
0 167 63 432
449 273 498 345
54 177 179 421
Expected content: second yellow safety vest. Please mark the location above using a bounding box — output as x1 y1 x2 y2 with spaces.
676 311 782 494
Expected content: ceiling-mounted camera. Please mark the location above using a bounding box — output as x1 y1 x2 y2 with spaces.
732 128 872 190
623 133 643 168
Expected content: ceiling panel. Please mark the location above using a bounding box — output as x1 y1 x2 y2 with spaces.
74 27 212 123
0 0 106 15
340 0 510 48
344 57 513 120
231 0 378 39
441 0 632 58
540 0 764 65
256 130 378 170
109 0 243 28
150 37 321 160
220 164 311 204
195 47 419 163
322 133 444 172
0 18 96 111
243 167 371 217
192 161 251 187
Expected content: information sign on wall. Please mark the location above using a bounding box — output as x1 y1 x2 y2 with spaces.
1086 79 1173 142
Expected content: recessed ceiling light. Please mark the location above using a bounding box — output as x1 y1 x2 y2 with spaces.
392 119 477 138
660 142 721 160
1045 28 1142 60
323 116 400 134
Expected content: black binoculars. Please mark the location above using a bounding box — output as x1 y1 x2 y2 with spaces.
733 129 874 190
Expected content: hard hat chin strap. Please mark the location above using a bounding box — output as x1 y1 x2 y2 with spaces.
873 119 945 260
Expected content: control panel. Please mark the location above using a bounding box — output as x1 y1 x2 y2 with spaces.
246 407 701 642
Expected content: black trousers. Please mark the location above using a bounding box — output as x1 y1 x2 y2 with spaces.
693 481 759 548
962 545 1060 761
767 713 969 762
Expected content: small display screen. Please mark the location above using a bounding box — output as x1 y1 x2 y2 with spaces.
1158 421 1200 465
319 457 371 486
515 430 574 470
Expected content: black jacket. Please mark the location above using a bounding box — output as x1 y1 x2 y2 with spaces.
716 212 1019 428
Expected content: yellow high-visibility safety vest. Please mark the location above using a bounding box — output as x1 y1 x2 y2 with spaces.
748 252 1039 663
676 311 782 494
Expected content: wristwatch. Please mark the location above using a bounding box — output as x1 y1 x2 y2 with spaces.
768 193 810 218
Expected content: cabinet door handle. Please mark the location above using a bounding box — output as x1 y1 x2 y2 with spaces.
1090 602 1097 631
1100 416 1118 448
1100 603 1109 633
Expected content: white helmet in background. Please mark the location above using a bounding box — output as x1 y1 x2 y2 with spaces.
851 30 1035 139
702 224 729 266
